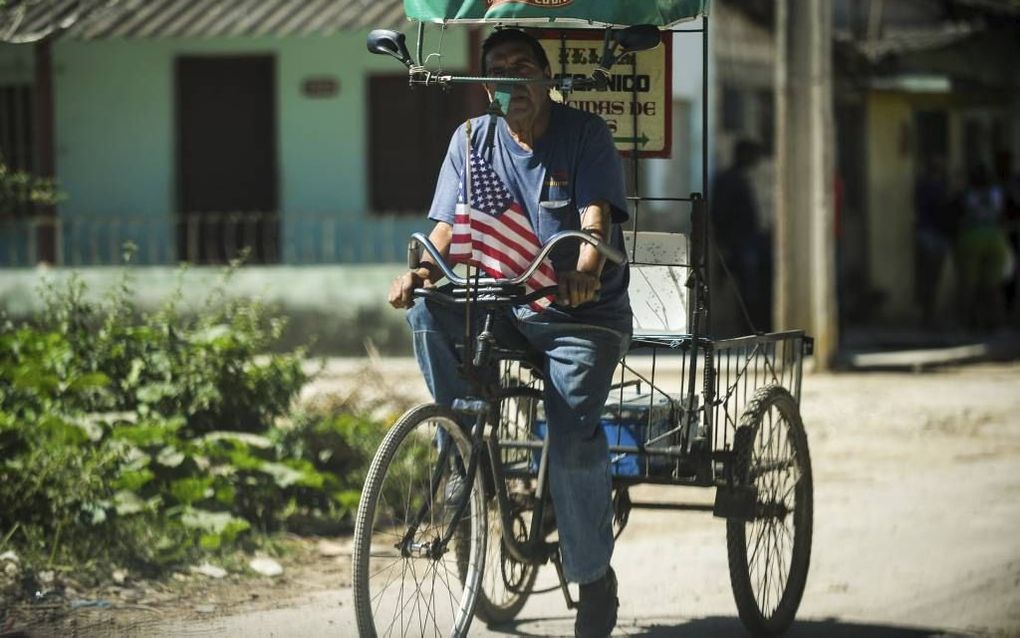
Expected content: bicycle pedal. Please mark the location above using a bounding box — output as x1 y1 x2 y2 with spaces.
452 398 487 415
532 540 557 563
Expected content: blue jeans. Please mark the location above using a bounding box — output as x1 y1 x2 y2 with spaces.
406 299 630 584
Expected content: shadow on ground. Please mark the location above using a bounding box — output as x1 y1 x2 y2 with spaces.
487 616 972 638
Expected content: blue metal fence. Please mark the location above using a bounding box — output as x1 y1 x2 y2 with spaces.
0 212 431 267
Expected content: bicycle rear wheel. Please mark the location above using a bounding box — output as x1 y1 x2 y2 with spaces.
726 385 813 637
352 403 486 638
459 385 542 625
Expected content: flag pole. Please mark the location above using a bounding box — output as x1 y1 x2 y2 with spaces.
463 118 474 374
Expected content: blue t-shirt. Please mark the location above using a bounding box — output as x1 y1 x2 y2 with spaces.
428 102 632 333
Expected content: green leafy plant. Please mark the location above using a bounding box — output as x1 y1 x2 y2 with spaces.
0 257 308 577
0 250 428 598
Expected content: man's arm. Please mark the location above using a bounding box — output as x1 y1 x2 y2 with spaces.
558 199 611 307
388 222 453 309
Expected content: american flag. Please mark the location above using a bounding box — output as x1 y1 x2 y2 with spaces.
450 149 558 311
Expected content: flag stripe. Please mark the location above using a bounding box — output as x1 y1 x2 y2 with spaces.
453 205 542 255
462 243 558 287
451 226 546 278
451 228 558 285
486 204 542 250
452 214 544 268
452 211 551 275
455 202 537 237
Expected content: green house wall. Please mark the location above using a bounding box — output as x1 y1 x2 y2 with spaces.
2 29 471 265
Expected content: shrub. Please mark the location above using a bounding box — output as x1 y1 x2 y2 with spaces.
0 253 428 598
0 258 317 580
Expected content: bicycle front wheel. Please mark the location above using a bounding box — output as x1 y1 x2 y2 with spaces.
726 385 813 637
352 403 487 638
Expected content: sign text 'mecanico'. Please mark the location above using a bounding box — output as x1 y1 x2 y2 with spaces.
553 73 652 93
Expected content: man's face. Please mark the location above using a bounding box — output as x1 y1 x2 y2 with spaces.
483 40 550 122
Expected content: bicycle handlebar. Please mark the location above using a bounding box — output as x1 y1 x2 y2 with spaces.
407 67 609 92
409 229 626 288
412 283 560 306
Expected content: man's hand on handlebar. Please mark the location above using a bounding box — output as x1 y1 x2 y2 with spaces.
389 224 452 309
557 270 601 307
388 267 435 309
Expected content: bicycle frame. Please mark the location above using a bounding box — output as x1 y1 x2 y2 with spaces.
356 9 816 633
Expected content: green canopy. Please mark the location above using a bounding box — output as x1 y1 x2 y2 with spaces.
404 0 710 27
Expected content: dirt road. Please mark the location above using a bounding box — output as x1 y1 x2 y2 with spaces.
63 360 1020 637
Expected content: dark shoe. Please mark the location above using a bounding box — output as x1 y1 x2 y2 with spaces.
575 567 619 638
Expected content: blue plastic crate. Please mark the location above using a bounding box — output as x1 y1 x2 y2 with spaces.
533 393 676 477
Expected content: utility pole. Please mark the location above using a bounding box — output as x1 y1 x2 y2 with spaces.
774 0 838 370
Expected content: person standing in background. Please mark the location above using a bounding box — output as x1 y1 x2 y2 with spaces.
957 163 1007 331
995 150 1019 321
712 139 771 332
913 156 954 328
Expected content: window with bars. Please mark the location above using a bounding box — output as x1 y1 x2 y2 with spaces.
367 74 477 215
0 83 37 218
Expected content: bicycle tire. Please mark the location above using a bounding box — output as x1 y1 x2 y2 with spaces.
458 386 542 625
352 403 486 638
726 385 813 637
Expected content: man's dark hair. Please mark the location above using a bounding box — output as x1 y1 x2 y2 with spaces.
481 28 550 75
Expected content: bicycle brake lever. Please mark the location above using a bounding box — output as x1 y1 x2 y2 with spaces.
407 239 422 269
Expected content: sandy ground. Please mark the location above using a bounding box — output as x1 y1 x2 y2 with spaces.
25 358 1020 637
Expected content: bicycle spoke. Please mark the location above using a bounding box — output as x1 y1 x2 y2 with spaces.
746 518 767 568
426 563 439 637
437 558 460 627
770 521 787 609
371 542 410 606
758 524 770 612
369 558 405 606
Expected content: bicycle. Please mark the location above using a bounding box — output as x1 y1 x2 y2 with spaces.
354 7 814 637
